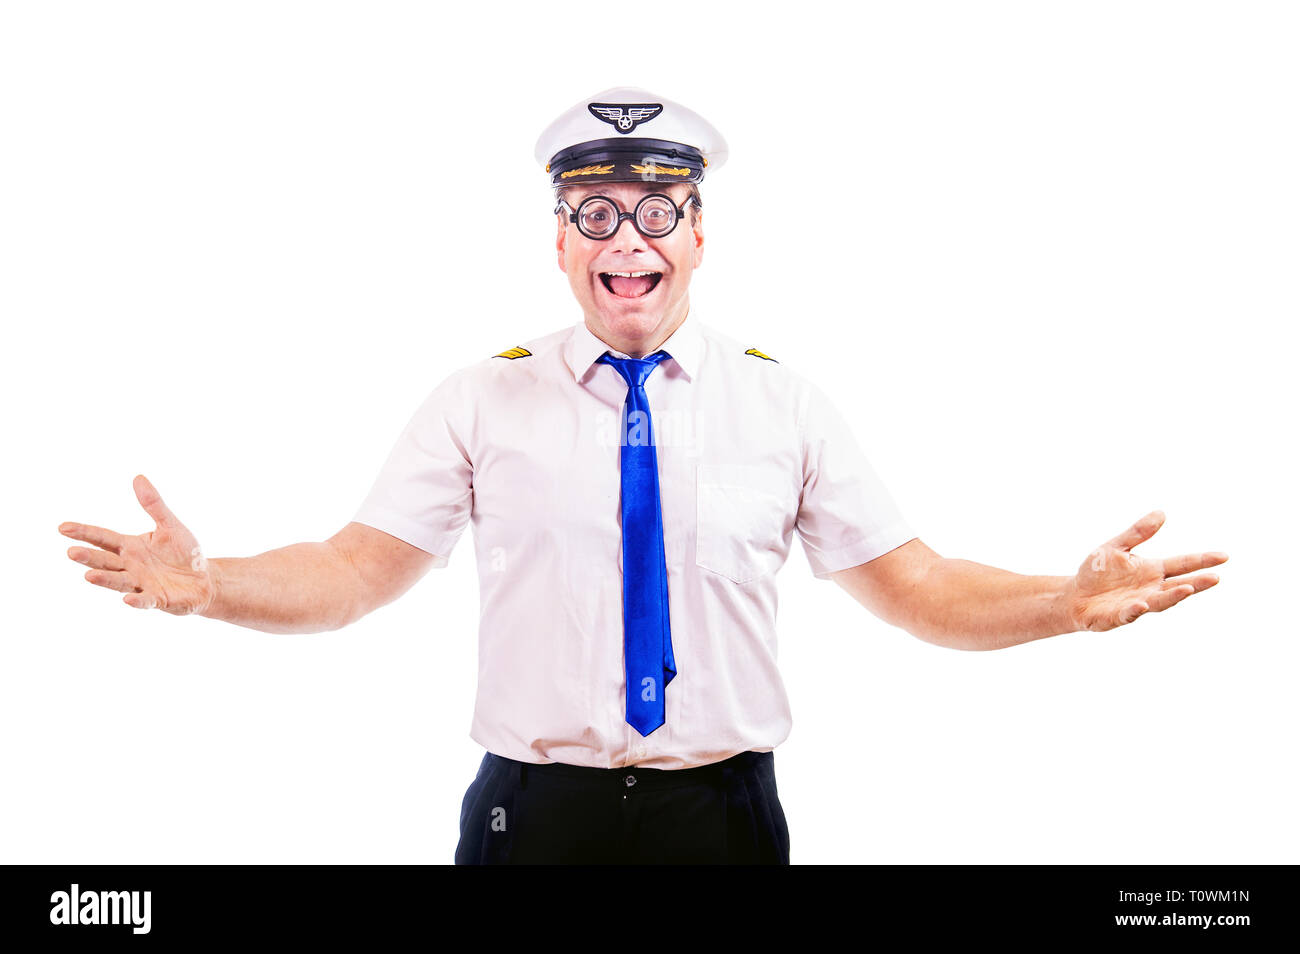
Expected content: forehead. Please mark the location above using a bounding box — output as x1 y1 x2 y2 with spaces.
564 180 691 203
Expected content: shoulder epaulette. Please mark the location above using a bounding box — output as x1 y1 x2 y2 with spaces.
493 346 532 360
744 347 778 363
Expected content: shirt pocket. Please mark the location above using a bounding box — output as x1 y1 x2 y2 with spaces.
694 463 791 584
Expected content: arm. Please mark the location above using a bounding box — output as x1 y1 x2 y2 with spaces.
203 521 436 634
831 512 1226 651
831 539 1076 650
61 475 438 634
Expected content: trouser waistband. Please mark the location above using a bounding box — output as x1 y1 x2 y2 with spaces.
485 749 773 792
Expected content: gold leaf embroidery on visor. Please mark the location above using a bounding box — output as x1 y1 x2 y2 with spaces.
630 163 691 176
559 163 615 179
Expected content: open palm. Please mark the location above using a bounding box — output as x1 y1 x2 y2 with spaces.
1068 510 1226 632
60 474 214 615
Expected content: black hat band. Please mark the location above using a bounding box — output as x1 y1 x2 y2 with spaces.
547 137 706 186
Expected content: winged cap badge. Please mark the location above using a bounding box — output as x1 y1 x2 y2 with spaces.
588 102 663 134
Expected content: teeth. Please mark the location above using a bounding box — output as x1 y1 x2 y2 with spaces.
601 270 659 278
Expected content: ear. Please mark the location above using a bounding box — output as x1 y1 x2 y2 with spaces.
690 209 705 269
556 212 568 273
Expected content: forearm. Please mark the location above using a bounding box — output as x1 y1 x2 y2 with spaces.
906 557 1078 651
202 541 364 634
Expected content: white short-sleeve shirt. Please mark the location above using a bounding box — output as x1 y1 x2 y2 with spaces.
352 308 916 769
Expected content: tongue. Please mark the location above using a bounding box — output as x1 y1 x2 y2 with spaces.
609 275 654 298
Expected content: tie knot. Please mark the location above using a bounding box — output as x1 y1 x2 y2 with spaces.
598 350 671 389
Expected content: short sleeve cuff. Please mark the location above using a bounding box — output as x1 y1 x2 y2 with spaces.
351 504 458 566
805 520 916 580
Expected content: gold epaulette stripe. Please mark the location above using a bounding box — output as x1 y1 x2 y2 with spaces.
493 346 532 360
744 348 778 363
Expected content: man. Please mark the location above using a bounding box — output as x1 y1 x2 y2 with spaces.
58 86 1227 864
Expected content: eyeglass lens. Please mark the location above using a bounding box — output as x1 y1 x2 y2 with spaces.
577 195 679 239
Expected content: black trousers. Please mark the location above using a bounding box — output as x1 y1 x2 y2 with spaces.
454 749 791 864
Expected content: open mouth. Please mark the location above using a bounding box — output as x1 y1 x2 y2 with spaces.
598 270 663 299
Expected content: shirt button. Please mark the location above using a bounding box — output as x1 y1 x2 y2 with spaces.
624 774 637 787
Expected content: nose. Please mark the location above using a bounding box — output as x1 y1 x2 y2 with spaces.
608 215 647 254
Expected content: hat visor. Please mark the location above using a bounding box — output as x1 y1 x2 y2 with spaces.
548 138 705 186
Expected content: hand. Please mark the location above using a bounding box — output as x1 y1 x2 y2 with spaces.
1066 510 1227 633
59 474 215 615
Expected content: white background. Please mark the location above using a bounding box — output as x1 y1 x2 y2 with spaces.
2 0 1295 864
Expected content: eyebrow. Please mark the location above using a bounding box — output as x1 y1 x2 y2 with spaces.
567 187 685 204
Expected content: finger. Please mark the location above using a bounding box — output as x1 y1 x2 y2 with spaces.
134 474 180 529
1149 574 1220 612
1118 600 1149 625
83 568 142 594
1105 510 1166 552
1162 551 1229 579
67 546 126 572
58 522 125 555
1167 573 1220 594
123 592 158 610
1146 584 1196 613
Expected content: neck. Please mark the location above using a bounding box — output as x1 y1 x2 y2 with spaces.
590 298 690 359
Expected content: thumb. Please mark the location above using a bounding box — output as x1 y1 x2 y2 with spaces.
133 474 181 530
1104 510 1166 553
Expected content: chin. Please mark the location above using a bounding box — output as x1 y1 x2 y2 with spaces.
594 310 663 340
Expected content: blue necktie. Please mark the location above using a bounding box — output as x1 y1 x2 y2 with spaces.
598 350 675 737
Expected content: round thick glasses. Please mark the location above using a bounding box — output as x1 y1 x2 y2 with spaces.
555 193 694 240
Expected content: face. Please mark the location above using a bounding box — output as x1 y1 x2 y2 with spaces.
556 180 704 353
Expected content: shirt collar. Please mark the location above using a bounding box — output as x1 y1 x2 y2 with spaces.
564 308 705 384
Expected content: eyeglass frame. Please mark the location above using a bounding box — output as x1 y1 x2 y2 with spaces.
553 192 699 240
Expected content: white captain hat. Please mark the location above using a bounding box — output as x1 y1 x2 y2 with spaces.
534 85 729 187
